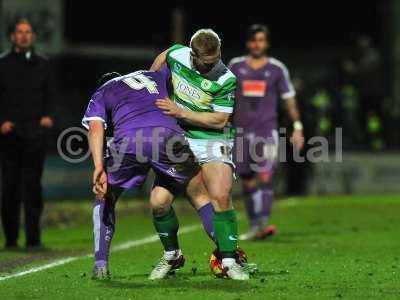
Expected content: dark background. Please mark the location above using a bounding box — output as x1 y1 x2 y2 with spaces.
65 2 385 49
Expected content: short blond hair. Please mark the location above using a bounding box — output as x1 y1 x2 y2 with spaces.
190 29 221 55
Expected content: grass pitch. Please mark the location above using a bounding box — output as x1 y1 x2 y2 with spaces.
0 194 399 299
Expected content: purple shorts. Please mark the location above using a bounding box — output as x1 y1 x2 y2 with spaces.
234 128 279 178
106 127 199 192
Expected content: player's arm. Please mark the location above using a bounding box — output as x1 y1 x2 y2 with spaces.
156 98 229 129
88 120 107 197
277 63 304 150
180 109 230 130
150 49 168 72
285 96 301 124
82 89 109 197
285 96 304 150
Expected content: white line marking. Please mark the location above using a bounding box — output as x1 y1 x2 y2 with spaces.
0 224 201 282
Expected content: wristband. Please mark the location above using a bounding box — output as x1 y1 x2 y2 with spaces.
293 121 303 131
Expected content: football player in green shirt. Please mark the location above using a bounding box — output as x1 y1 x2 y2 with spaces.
150 29 249 280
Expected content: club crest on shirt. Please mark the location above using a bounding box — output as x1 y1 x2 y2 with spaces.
201 79 212 90
174 62 182 72
264 71 271 77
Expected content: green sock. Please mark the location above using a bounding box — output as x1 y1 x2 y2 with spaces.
212 209 238 258
153 207 179 251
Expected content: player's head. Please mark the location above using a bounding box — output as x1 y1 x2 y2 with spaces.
10 17 36 51
246 24 270 58
97 72 121 88
190 29 221 74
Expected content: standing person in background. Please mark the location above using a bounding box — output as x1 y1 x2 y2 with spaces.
229 24 304 240
0 18 55 250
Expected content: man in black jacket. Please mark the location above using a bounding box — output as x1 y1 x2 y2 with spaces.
0 18 55 249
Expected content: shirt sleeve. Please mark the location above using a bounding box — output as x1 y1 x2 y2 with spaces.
82 88 108 130
158 63 171 82
212 77 236 114
277 63 296 100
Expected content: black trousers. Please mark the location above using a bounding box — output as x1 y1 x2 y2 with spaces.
0 134 45 246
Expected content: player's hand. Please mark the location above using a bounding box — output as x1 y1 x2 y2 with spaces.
40 116 54 128
290 129 304 150
92 166 107 199
156 98 185 118
0 121 15 135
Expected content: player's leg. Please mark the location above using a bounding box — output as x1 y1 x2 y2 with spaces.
255 171 276 239
148 183 184 280
92 185 123 279
235 131 263 240
186 172 216 243
151 129 217 244
254 129 279 239
92 153 149 279
238 173 263 240
148 130 198 280
201 161 248 280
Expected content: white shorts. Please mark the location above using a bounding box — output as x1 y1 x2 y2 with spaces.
186 138 234 167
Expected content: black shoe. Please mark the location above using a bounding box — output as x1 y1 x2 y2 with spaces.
4 242 19 251
26 242 46 252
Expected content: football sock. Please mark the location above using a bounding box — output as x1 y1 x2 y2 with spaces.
213 210 238 258
197 202 217 244
93 199 115 265
260 182 274 226
153 207 179 251
244 186 262 227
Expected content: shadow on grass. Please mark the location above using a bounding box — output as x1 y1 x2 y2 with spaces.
97 269 289 292
100 277 252 293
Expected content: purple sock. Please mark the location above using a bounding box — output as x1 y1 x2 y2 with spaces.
260 183 274 225
197 203 217 244
244 187 263 227
93 199 115 266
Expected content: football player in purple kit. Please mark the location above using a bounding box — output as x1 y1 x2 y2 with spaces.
229 24 304 240
82 67 216 280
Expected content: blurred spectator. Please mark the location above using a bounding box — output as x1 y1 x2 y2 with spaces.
0 18 55 249
340 35 384 149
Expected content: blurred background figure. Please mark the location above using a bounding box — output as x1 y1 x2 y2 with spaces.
0 18 55 250
229 25 304 240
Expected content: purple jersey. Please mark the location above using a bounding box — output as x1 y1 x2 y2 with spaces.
82 67 182 152
229 56 295 131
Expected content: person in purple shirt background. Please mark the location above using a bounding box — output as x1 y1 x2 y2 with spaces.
229 24 304 240
82 67 217 280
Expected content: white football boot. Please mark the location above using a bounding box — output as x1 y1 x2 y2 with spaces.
148 249 185 280
223 258 250 280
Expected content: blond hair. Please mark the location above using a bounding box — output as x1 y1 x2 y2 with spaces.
190 29 221 55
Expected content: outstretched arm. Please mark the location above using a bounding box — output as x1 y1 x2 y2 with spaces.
150 49 169 72
156 98 230 130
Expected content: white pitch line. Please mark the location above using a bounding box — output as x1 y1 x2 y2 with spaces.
0 224 201 282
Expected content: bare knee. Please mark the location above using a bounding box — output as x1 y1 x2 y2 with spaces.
202 163 233 212
150 187 174 216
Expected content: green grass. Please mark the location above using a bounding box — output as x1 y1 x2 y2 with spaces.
0 195 399 299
